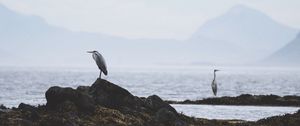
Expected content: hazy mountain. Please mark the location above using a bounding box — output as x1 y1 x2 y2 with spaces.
0 4 299 66
191 5 298 61
265 33 300 65
0 4 185 66
0 4 118 66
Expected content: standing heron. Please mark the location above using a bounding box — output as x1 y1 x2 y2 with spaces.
211 69 220 96
87 50 108 78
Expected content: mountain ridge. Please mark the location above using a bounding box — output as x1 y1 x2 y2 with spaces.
0 4 299 66
191 4 298 60
265 33 300 65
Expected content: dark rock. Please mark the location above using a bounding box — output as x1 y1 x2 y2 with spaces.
145 95 178 114
167 94 300 107
0 104 7 109
155 108 177 123
0 117 33 126
155 108 186 126
56 100 78 113
39 114 77 126
0 104 9 114
18 103 36 112
76 86 90 95
18 103 39 120
13 118 34 126
45 86 95 112
89 79 143 110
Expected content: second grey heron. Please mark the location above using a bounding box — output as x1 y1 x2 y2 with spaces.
211 69 220 96
87 50 108 78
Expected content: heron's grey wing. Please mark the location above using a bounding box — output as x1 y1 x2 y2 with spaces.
214 84 217 96
212 80 217 96
212 86 217 96
94 52 108 75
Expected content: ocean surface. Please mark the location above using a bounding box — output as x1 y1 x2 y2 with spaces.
172 104 299 121
0 66 300 120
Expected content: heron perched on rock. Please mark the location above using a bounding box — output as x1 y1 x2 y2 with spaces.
87 50 108 78
211 69 220 96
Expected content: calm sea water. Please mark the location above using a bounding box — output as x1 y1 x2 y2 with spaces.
172 104 299 121
0 66 299 120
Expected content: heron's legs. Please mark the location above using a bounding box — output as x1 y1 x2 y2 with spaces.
99 71 102 78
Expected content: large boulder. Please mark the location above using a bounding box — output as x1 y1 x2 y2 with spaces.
89 79 144 110
43 79 185 125
45 79 179 115
45 86 95 112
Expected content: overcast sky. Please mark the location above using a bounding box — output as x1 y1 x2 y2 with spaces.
0 0 299 40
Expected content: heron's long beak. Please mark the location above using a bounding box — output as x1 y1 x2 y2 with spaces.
215 69 220 72
87 51 93 53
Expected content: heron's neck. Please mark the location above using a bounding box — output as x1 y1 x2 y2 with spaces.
213 72 216 80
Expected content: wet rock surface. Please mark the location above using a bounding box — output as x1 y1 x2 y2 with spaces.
0 79 300 126
167 94 300 107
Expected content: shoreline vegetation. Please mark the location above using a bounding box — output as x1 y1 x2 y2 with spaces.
0 79 299 126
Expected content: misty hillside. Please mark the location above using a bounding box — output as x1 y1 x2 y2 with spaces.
0 4 114 66
0 4 298 66
265 33 300 65
191 5 298 61
0 4 185 66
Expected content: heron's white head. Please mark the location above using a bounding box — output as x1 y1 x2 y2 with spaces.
214 69 220 72
87 50 98 53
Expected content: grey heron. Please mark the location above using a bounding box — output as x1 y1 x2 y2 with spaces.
87 50 108 78
211 69 220 96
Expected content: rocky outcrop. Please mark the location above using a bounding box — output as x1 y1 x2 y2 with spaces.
167 94 300 106
1 79 300 126
0 79 187 126
89 79 144 110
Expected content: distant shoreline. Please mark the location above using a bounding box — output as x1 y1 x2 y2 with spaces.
166 94 300 107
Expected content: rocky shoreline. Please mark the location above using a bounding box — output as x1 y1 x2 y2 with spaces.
166 94 300 107
0 79 300 126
